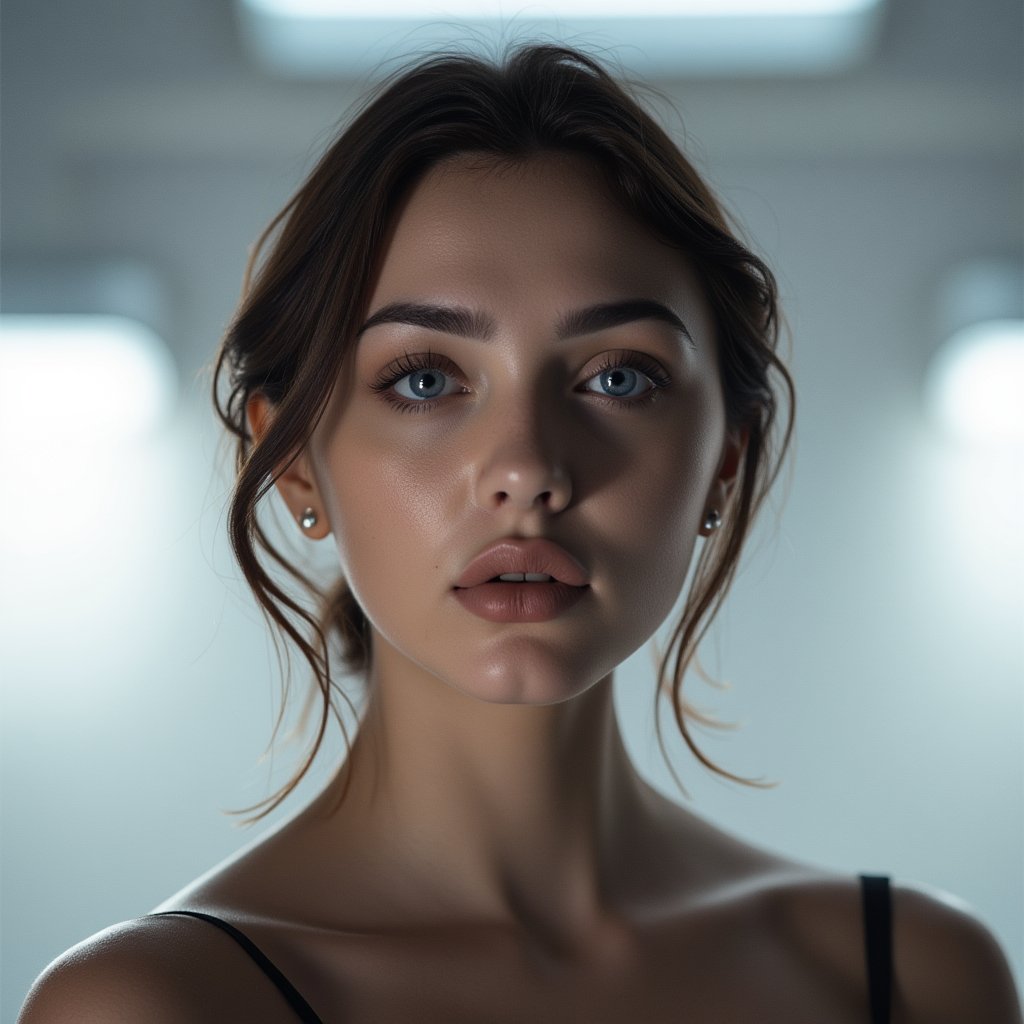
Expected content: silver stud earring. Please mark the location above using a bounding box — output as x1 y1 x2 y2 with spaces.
703 509 722 532
300 507 318 530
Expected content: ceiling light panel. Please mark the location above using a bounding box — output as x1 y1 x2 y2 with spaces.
237 0 886 77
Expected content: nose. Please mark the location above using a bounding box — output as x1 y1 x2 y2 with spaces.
473 418 573 514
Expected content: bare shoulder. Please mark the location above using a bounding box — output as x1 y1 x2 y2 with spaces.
890 879 1023 1023
755 869 1022 1024
17 914 284 1024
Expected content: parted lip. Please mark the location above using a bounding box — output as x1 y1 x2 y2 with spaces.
454 538 590 589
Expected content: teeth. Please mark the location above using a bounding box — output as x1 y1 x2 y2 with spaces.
497 573 554 582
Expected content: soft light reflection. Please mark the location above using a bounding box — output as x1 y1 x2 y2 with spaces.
0 314 178 447
925 319 1024 446
0 315 184 665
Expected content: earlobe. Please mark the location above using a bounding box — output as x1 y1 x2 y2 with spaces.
245 392 329 539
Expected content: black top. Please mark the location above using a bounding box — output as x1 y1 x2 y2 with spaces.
149 873 893 1023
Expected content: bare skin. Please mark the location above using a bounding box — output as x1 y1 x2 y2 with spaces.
19 153 1022 1023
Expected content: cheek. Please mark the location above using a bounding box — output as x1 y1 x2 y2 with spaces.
318 430 453 607
599 413 722 612
605 459 702 606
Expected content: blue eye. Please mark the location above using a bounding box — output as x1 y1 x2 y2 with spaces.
586 366 647 398
370 350 467 413
392 367 459 401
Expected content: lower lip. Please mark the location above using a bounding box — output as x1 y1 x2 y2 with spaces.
452 582 588 622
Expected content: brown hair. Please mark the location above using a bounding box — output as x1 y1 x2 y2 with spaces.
212 42 794 825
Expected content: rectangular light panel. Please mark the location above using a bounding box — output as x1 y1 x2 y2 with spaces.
237 0 886 77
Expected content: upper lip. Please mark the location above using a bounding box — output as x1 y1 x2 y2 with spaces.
454 538 590 588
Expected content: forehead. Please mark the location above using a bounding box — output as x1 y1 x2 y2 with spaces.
368 151 711 332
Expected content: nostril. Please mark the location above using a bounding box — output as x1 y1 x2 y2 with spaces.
478 464 572 513
493 490 554 508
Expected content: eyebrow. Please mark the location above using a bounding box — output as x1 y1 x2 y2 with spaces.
356 298 695 347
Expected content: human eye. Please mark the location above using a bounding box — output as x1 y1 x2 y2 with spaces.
369 350 467 413
580 350 673 407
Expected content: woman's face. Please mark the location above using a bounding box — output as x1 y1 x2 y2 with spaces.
306 151 738 705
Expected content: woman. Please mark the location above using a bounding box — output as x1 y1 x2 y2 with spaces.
20 43 1021 1024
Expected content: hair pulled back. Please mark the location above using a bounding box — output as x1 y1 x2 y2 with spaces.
213 42 794 824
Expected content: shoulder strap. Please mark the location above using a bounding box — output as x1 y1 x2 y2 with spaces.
148 910 325 1024
858 874 892 1024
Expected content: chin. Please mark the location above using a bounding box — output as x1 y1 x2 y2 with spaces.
446 643 613 707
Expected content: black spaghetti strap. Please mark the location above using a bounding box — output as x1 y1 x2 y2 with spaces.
858 874 893 1024
148 910 325 1024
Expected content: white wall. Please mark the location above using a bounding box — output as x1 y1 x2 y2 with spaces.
2 0 1021 1018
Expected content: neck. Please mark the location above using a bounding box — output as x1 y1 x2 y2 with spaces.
307 640 668 947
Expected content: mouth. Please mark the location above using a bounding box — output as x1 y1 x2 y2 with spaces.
454 538 590 590
486 573 556 583
452 577 588 622
452 540 590 623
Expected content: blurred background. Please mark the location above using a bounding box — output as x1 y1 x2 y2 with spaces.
2 0 1022 1014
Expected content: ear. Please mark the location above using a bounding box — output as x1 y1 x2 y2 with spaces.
700 425 747 537
246 392 330 540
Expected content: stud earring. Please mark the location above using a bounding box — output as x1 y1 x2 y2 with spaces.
300 508 318 530
703 509 722 532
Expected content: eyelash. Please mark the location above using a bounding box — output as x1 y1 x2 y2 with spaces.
369 349 673 414
589 352 673 403
369 349 460 414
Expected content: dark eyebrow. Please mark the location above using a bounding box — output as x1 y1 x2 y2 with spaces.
356 298 694 346
357 302 496 342
558 299 694 346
